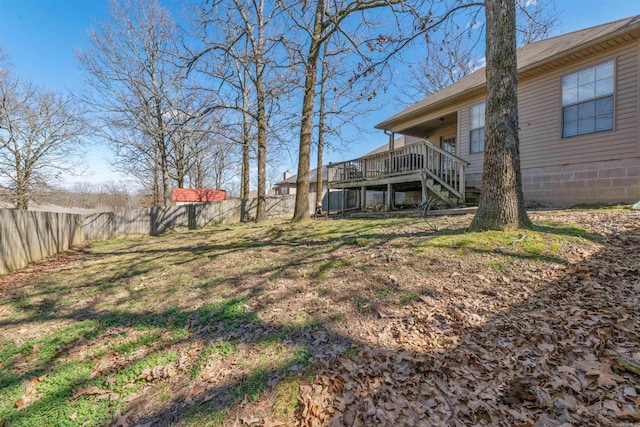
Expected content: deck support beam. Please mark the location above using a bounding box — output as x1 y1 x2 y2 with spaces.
360 186 366 211
421 170 428 204
387 182 393 211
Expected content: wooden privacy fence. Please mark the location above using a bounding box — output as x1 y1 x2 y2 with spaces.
0 194 313 275
0 209 83 275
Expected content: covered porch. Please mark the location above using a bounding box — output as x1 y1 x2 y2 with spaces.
327 127 471 212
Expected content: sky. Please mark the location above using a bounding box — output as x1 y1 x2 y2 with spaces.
0 0 639 189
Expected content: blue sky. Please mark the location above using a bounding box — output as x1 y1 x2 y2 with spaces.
0 0 638 188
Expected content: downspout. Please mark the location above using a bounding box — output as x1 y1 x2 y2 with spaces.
384 129 394 151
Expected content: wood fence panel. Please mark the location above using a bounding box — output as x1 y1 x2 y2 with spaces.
1 194 314 275
0 210 82 275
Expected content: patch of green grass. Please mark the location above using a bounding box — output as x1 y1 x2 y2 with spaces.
569 203 629 211
108 350 178 395
181 404 227 427
260 330 287 348
343 347 359 358
377 288 391 297
485 260 504 271
534 222 604 242
312 259 351 279
523 242 545 255
290 313 320 329
345 237 371 247
235 368 270 402
271 375 300 421
400 291 420 305
191 341 238 378
356 298 372 313
420 225 596 263
0 339 20 366
15 321 100 366
331 313 347 323
0 359 114 427
111 330 162 356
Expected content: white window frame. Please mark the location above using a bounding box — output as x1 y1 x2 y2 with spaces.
469 102 485 154
562 59 615 138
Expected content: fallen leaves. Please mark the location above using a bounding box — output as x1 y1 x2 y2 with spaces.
72 385 120 400
297 211 640 426
137 364 176 382
3 209 640 427
15 375 46 410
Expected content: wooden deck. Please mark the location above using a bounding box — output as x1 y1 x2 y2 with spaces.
327 140 470 207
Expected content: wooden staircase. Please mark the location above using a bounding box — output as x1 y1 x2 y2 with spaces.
464 186 482 206
422 175 463 207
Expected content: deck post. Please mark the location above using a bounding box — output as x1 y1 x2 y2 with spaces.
360 186 366 211
420 170 428 204
341 188 346 217
387 182 393 211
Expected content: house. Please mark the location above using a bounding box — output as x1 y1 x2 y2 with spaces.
328 15 640 208
273 167 353 212
273 171 299 196
173 188 227 205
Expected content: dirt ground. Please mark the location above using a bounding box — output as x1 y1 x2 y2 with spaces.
1 208 639 426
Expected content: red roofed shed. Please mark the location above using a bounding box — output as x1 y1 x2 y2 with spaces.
173 188 227 205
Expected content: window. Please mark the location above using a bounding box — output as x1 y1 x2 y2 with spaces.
562 60 614 138
469 102 485 153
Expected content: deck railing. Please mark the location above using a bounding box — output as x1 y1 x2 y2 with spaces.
327 140 470 198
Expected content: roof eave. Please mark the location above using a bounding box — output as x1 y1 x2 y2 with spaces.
376 17 640 132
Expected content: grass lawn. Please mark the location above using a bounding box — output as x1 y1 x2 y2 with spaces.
0 208 638 426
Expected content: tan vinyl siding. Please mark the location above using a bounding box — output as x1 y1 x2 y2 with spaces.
425 123 457 149
454 40 638 176
519 41 638 169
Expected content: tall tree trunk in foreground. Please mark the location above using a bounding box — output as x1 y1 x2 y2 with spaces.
293 0 324 221
469 0 532 231
315 44 328 212
241 108 251 221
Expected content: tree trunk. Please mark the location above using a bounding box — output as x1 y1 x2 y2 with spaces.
13 154 28 210
153 150 160 207
315 45 328 212
241 131 250 223
293 0 324 221
195 159 204 188
469 0 532 231
159 138 171 206
256 79 267 222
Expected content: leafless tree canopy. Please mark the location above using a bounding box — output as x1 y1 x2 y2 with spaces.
0 68 86 210
401 0 557 103
78 0 235 206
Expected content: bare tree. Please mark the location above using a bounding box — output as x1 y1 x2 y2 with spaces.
288 0 493 220
515 0 557 45
100 180 132 211
290 0 417 220
470 0 532 230
78 0 191 206
189 0 294 221
401 36 481 103
313 35 380 212
401 0 556 104
71 181 97 209
0 74 85 210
